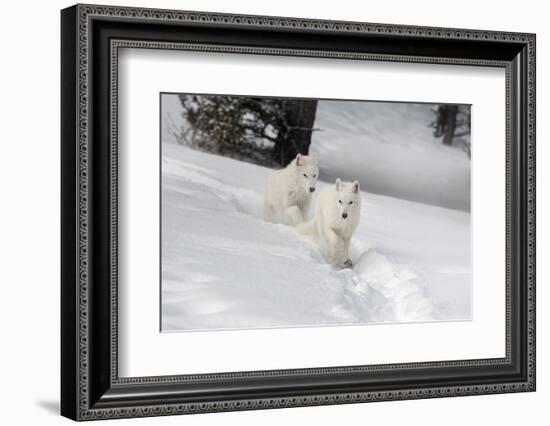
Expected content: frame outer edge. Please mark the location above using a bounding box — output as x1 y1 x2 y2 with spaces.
67 4 536 420
61 4 80 422
527 33 536 390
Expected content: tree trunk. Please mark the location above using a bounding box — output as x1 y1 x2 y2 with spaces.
273 99 318 166
443 105 458 145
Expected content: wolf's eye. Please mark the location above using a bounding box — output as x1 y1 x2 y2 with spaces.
313 174 317 178
338 200 342 204
348 201 353 205
303 173 308 178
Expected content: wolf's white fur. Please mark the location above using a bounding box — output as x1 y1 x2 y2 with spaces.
298 178 362 267
264 153 319 226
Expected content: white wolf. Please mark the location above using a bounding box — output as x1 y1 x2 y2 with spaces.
264 153 319 226
298 178 362 267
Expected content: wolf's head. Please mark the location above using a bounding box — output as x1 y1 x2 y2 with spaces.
334 178 361 220
293 153 319 193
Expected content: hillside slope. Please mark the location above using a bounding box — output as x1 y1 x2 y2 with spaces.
161 143 471 331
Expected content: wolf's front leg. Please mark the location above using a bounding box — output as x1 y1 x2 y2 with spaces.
324 229 345 265
341 238 352 268
300 200 311 222
283 205 303 226
333 236 352 268
334 245 351 268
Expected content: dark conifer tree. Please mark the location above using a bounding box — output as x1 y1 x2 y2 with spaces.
177 95 318 167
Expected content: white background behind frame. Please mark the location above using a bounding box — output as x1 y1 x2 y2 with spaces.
118 47 506 378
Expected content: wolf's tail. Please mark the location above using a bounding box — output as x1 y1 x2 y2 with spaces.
297 218 316 236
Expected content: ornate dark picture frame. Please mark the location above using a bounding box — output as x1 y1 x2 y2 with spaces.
61 3 536 421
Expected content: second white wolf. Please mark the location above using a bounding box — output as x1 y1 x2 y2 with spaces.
264 153 319 226
298 178 362 268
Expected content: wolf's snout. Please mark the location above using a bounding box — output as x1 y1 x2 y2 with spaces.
309 187 315 193
342 213 348 219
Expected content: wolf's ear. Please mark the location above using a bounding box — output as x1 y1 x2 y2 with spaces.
335 178 342 191
352 180 360 193
295 153 303 166
309 153 318 164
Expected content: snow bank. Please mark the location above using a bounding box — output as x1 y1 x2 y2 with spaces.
161 143 471 332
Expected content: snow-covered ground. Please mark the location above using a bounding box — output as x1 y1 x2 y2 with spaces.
161 143 471 332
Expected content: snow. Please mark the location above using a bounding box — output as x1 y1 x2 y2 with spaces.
161 143 471 332
311 101 471 211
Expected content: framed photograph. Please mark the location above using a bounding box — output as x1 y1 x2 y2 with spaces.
61 4 536 421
